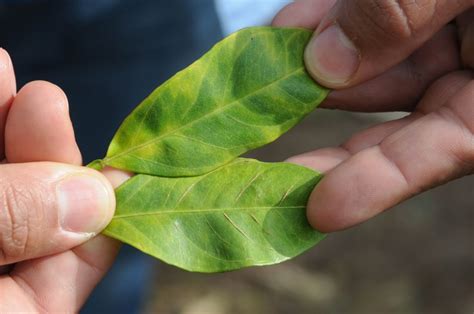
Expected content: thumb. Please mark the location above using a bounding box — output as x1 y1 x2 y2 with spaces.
305 0 473 88
0 162 115 265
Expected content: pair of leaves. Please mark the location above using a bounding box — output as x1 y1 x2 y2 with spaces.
91 27 329 272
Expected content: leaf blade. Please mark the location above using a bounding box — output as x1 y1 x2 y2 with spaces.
102 27 328 176
103 158 325 273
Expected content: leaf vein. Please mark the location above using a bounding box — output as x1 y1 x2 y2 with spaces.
223 213 251 241
104 68 306 164
113 205 305 219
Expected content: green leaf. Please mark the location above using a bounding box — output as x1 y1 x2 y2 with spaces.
101 27 328 176
103 158 325 272
87 159 104 171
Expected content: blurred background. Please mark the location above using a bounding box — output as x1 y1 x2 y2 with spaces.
1 1 472 313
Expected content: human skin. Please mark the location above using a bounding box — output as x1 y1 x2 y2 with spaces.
0 49 129 312
274 0 473 232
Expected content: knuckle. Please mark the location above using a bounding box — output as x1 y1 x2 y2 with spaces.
358 0 433 40
449 81 474 133
437 83 474 172
0 180 45 262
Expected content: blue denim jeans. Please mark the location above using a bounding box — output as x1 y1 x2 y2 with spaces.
0 1 222 312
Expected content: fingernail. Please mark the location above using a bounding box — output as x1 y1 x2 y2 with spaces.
305 24 359 86
0 48 16 96
0 48 12 72
57 174 113 235
0 48 7 70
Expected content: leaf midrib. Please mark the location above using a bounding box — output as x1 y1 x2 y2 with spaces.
104 67 306 163
112 205 305 219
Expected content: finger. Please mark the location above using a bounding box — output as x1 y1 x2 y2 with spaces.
2 235 121 312
417 71 474 112
272 0 337 29
0 162 115 265
338 72 473 151
0 49 16 159
304 0 473 88
290 71 473 173
287 147 351 173
457 8 474 68
2 169 131 312
307 78 474 232
323 25 460 111
0 235 121 312
5 81 82 165
101 166 134 188
289 112 423 172
287 113 416 171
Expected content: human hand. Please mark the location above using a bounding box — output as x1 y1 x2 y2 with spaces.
273 0 473 231
0 49 127 312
